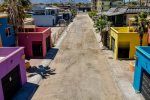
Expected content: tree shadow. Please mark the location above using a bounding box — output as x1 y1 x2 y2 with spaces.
27 65 56 79
13 82 39 100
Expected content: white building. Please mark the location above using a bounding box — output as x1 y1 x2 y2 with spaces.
32 5 60 27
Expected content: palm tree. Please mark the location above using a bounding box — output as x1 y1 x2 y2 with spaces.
133 12 149 46
4 0 31 30
3 0 31 45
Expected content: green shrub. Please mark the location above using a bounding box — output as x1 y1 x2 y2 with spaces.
88 11 97 18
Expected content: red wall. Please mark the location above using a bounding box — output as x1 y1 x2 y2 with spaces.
17 27 52 58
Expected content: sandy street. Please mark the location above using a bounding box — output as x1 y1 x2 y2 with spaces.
32 13 123 100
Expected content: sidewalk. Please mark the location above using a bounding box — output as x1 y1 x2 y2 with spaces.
88 15 144 100
13 20 74 100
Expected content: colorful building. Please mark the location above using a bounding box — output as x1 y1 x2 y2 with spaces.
91 0 98 11
133 46 150 99
0 15 15 47
17 27 52 58
0 47 27 100
92 0 124 12
110 27 148 59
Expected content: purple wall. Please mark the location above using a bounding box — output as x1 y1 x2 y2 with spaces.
0 47 18 56
0 47 27 100
17 27 52 58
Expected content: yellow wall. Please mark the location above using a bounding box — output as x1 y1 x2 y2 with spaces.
110 27 148 59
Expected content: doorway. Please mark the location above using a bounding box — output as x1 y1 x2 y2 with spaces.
118 47 130 58
118 42 130 58
32 41 43 57
2 65 21 100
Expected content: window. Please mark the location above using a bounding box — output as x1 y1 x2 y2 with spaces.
5 27 11 37
51 10 55 15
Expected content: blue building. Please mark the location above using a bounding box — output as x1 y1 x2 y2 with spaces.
133 46 150 100
0 15 15 47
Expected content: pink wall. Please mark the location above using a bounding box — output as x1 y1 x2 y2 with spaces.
0 47 27 100
18 27 52 58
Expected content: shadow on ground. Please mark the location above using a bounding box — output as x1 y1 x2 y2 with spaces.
25 48 59 60
27 66 56 79
13 82 39 100
45 48 59 60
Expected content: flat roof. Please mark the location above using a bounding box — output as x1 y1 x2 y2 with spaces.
0 47 24 62
101 7 150 16
111 27 138 34
136 46 150 59
17 27 51 34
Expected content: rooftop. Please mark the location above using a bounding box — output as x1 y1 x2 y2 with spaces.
0 47 24 62
136 46 150 59
111 27 137 33
32 5 60 11
18 27 51 34
100 7 150 16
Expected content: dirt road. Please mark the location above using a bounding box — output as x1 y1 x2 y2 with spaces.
32 14 123 100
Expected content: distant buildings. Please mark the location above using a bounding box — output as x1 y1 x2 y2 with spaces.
32 6 60 26
100 7 150 26
91 0 124 12
138 0 150 6
91 0 98 11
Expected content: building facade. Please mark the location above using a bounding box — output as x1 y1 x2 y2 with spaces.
0 15 15 47
91 0 98 11
110 27 148 59
0 47 27 100
32 6 60 26
17 27 52 58
92 0 124 12
133 46 150 99
138 0 150 6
